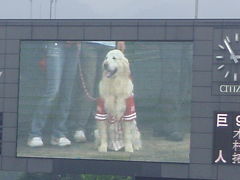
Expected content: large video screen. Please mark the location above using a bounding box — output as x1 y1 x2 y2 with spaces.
17 41 192 163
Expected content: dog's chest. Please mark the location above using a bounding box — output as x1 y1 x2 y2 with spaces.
96 95 136 121
105 96 126 118
104 78 131 97
99 77 134 119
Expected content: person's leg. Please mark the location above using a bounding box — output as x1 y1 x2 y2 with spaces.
78 43 98 127
28 42 64 146
72 43 98 142
52 44 79 139
153 42 188 141
73 43 113 142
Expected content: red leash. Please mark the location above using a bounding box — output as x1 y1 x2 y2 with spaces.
78 60 97 102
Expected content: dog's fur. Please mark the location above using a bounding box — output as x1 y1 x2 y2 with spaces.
96 49 141 152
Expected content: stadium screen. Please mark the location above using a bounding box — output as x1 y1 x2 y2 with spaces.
17 40 192 163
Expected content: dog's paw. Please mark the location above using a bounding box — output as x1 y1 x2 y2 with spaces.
133 144 141 151
98 144 108 152
125 144 134 153
133 140 142 151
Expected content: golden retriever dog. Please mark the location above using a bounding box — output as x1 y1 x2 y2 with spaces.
95 49 142 152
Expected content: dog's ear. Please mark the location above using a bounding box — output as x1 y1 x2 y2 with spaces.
122 57 131 76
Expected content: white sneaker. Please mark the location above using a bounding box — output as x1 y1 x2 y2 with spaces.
51 137 71 146
28 137 44 147
73 130 87 143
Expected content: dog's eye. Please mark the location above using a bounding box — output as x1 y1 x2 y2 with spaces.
112 56 116 60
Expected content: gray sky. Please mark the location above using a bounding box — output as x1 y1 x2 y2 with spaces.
0 0 239 19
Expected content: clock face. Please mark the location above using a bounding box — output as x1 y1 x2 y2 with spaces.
216 33 240 82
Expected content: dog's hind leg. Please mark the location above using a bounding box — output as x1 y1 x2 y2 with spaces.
132 121 142 151
123 121 134 152
97 121 108 152
132 129 142 151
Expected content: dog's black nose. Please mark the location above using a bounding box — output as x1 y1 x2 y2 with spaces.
104 63 108 69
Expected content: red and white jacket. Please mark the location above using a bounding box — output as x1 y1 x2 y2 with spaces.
95 95 137 122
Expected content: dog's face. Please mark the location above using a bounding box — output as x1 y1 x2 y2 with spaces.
103 49 130 78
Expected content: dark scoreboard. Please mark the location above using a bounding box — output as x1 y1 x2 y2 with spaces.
213 112 240 164
0 19 240 180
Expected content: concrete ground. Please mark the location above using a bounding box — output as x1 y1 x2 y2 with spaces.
17 130 190 163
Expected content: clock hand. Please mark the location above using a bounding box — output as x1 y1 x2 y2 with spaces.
235 55 240 59
232 55 238 64
224 39 238 63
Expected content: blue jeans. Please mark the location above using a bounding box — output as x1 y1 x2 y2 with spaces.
29 42 79 138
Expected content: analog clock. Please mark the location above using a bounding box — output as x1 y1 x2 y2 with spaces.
216 33 240 82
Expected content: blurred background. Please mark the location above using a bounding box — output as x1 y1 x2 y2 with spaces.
0 0 240 19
